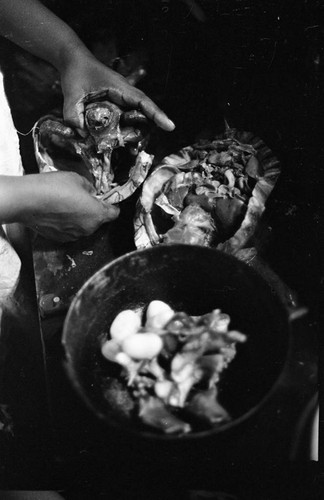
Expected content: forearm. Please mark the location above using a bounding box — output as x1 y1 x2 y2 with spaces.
0 175 39 224
0 0 175 133
0 0 92 71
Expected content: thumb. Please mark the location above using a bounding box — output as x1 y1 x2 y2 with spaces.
100 202 120 222
63 98 85 130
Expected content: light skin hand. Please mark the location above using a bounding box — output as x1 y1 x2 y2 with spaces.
0 172 120 242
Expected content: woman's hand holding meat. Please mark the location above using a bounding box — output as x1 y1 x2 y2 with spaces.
0 172 120 242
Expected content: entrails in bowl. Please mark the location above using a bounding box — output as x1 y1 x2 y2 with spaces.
62 244 290 441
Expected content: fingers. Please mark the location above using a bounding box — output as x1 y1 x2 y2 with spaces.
122 92 175 132
107 85 175 132
138 97 175 132
54 171 96 195
79 176 97 195
100 201 120 223
63 98 85 130
63 84 175 132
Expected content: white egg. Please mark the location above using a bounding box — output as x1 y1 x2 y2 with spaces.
101 338 120 362
115 351 132 367
122 332 163 360
110 309 141 343
145 300 174 330
154 380 173 400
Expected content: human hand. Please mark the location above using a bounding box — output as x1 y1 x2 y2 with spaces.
60 51 175 133
18 171 120 242
0 1 174 132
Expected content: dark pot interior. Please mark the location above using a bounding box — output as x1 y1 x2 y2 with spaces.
62 244 290 440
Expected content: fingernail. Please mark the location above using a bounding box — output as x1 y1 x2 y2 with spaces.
166 119 176 130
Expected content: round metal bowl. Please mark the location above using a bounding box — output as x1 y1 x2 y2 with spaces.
62 244 290 441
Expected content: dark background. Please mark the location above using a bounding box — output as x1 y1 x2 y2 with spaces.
0 0 322 498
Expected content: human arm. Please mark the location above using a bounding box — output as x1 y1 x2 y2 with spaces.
0 0 175 131
0 172 120 242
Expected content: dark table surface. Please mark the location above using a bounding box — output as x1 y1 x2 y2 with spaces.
0 0 322 497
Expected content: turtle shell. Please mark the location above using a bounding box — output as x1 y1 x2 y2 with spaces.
134 127 280 255
32 104 153 204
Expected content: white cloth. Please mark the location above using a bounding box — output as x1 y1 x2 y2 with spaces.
0 69 23 305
